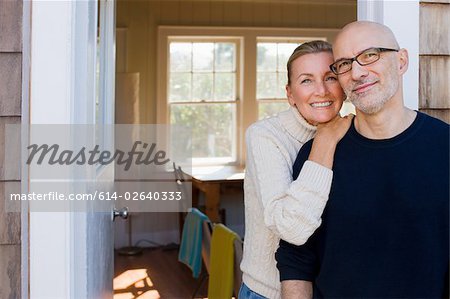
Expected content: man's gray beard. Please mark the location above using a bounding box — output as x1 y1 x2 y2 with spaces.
347 79 398 115
350 94 390 114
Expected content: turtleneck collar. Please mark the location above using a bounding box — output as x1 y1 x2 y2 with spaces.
278 106 317 143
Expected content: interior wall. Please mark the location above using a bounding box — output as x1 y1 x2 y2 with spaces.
116 0 357 124
114 0 357 247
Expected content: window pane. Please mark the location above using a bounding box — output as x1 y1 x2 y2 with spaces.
215 43 235 72
170 43 192 72
259 101 290 119
169 73 191 102
257 43 277 71
214 73 235 101
277 43 298 71
257 72 277 99
170 103 235 159
193 73 213 101
277 72 288 98
257 41 303 100
193 43 214 71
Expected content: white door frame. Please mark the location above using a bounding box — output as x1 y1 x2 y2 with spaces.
28 1 78 298
358 0 419 110
24 0 115 298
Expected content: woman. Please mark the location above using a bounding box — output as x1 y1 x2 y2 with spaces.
239 40 352 298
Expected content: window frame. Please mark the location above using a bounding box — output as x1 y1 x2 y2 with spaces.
157 26 340 166
167 37 242 165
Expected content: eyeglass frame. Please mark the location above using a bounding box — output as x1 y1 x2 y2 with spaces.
329 47 399 75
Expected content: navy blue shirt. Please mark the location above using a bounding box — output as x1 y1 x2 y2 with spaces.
276 112 449 298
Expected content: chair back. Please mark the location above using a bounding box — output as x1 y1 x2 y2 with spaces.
233 237 243 297
201 219 213 273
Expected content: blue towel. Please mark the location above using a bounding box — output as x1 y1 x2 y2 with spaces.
178 208 209 278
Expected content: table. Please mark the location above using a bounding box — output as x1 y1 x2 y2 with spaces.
183 165 245 222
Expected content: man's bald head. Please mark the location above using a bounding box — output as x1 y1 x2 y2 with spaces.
332 21 409 115
333 21 400 60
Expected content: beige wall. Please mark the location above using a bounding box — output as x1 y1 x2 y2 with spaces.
116 0 357 124
114 0 357 246
0 0 22 298
419 1 450 123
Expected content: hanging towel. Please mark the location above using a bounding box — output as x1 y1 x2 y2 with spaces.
178 208 209 278
208 224 239 299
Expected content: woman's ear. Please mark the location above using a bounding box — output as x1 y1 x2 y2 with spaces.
398 48 409 75
286 84 295 107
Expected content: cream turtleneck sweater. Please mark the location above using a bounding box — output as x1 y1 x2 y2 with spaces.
241 107 333 298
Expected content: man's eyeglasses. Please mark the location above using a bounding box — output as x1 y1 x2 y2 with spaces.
330 47 399 75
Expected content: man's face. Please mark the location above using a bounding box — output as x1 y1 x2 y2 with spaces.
333 27 402 115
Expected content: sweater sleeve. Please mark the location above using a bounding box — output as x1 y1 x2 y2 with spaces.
276 238 317 281
246 124 332 246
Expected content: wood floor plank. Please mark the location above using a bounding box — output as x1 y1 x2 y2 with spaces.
114 247 208 299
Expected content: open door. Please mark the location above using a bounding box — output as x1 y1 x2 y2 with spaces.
27 1 116 298
86 0 117 297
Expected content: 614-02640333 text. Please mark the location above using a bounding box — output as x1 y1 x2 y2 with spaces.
9 191 183 201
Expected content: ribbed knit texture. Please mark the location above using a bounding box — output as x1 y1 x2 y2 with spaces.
241 107 333 298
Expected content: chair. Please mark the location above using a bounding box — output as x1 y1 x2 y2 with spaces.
191 219 213 298
173 162 192 241
178 208 210 279
233 237 244 298
191 221 243 299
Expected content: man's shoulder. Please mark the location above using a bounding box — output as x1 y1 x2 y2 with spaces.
417 112 450 142
292 139 314 180
419 111 450 131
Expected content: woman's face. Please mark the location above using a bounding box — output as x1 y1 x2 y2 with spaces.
286 52 344 125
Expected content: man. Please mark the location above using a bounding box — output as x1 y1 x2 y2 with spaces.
276 21 449 298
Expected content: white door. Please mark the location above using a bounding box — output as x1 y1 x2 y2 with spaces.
87 0 117 297
27 1 116 298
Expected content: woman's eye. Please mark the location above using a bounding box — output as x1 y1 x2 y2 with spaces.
326 76 337 81
301 79 311 84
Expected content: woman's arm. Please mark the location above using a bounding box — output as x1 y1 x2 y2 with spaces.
282 281 313 299
309 114 354 168
246 115 352 245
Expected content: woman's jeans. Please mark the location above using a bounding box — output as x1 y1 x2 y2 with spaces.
238 282 268 299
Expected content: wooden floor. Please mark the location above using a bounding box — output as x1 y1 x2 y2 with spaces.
114 247 208 299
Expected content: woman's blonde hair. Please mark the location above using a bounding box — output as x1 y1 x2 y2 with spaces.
286 40 333 85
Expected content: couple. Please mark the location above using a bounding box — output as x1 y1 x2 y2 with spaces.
240 21 449 298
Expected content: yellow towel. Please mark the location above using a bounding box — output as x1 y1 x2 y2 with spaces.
208 224 239 299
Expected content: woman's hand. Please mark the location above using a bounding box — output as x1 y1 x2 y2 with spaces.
316 114 354 144
308 114 354 169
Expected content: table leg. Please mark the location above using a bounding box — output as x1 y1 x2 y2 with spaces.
204 183 221 223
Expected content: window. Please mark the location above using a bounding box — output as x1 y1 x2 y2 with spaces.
168 40 239 164
257 40 304 119
158 27 339 166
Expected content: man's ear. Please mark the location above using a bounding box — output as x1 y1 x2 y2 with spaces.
398 48 409 75
286 84 295 107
